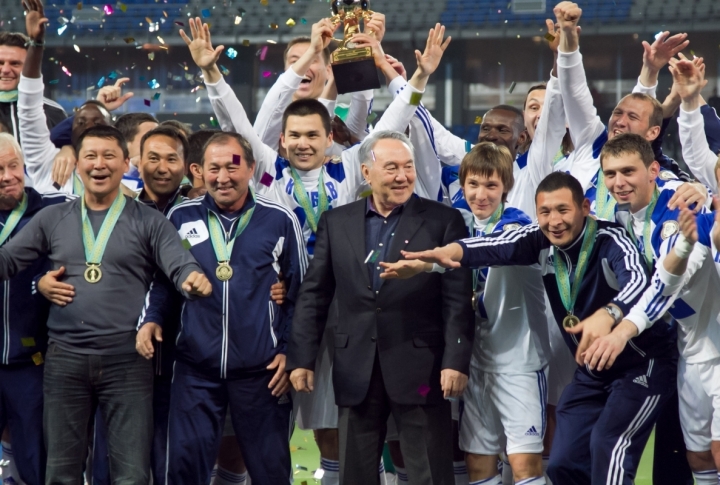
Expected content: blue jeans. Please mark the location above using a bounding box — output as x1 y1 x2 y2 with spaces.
43 343 153 485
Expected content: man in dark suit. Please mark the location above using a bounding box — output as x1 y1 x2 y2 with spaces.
287 130 474 484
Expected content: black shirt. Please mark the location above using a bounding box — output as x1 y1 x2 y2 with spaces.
365 197 405 292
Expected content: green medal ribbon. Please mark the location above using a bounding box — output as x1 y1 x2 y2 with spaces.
626 188 659 272
207 188 256 274
81 191 126 282
73 173 84 196
594 169 616 220
0 194 28 246
470 204 504 304
289 166 328 233
553 217 598 319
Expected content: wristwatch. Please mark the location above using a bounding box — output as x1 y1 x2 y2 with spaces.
604 305 622 327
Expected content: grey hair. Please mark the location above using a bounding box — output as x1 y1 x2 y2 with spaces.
358 130 415 167
0 133 23 163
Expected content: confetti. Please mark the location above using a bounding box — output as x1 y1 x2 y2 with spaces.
508 81 516 93
49 79 59 84
267 40 277 44
417 384 431 397
209 117 219 127
74 44 80 52
57 25 68 35
148 78 160 89
474 116 482 124
144 99 151 106
260 172 273 187
286 18 296 27
96 76 105 87
262 71 272 78
76 2 82 9
62 66 72 77
295 465 308 471
163 11 168 17
242 39 250 46
157 35 165 44
103 4 113 15
260 0 268 5
544 32 555 42
145 17 153 24
148 52 155 60
313 469 324 479
59 16 69 25
123 37 135 43
366 112 377 124
237 7 246 17
259 45 268 60
654 31 664 40
288 0 295 3
118 2 126 12
174 21 184 26
226 47 238 59
232 154 241 165
153 92 161 100
269 23 279 29
300 18 307 24
235 16 242 25
201 8 211 18
219 65 230 75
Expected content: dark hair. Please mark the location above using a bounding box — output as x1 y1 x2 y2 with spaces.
459 142 515 203
600 133 655 168
535 172 585 209
282 98 332 136
284 36 331 66
160 119 192 137
76 100 112 122
188 129 221 166
485 104 526 134
202 132 255 168
74 125 129 160
114 113 158 143
0 32 29 49
139 125 190 166
523 84 546 110
620 93 663 130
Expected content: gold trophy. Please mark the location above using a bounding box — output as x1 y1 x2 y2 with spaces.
329 0 381 94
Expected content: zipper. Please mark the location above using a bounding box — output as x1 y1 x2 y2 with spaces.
268 300 278 348
2 280 8 364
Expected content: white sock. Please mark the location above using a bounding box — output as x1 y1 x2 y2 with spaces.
213 467 247 485
320 457 339 485
500 457 512 485
211 465 218 480
516 477 546 485
395 466 408 483
469 476 502 485
453 460 469 485
542 455 552 485
378 458 388 485
692 470 718 484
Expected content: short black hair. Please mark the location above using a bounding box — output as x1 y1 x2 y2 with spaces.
284 36 331 66
0 32 29 49
114 113 158 143
75 100 112 123
600 133 655 168
486 104 525 133
139 125 190 165
74 125 129 160
160 119 192 137
282 99 331 136
202 132 255 168
535 172 585 209
188 129 221 166
524 84 546 110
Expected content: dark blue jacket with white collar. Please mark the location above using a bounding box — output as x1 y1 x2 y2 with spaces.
141 192 307 379
457 218 673 378
3 187 73 366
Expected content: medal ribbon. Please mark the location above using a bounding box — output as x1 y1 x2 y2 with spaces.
81 191 126 265
471 204 504 299
594 169 616 220
207 188 256 264
553 216 598 316
0 193 28 246
626 188 659 272
73 173 84 196
289 166 328 233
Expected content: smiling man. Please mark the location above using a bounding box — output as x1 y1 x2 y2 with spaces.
0 32 65 143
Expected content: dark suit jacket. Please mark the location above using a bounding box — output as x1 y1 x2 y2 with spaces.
287 196 474 407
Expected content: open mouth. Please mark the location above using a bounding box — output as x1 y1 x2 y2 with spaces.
614 190 632 199
294 152 313 162
91 174 110 182
300 77 312 85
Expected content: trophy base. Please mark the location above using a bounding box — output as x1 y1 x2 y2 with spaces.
331 48 380 94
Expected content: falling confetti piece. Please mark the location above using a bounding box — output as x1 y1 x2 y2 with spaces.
153 92 161 100
209 117 219 127
300 18 307 24
654 31 664 40
242 39 250 46
96 76 105 87
147 52 155 60
123 37 135 43
262 71 272 78
145 17 153 24
314 469 324 479
103 4 113 15
144 99 151 106
508 81 516 93
237 7 246 17
544 32 555 42
286 18 296 27
366 112 377 124
157 35 165 44
260 0 268 5
235 16 242 25
148 78 160 89
119 2 126 11
76 2 82 9
417 384 431 397
288 0 295 3
269 23 278 29
174 21 184 26
474 116 483 124
201 8 211 18
57 25 68 35
59 16 69 25
226 47 238 59
290 445 298 452
163 11 167 17
259 45 268 60
219 65 230 75
295 465 308 471
62 66 72 76
74 44 80 52
49 79 59 84
260 172 273 187
232 154 241 165
267 40 277 44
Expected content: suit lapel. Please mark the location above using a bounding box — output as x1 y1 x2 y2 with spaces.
384 196 426 274
343 200 372 288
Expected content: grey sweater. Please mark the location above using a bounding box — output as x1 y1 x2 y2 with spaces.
0 195 201 355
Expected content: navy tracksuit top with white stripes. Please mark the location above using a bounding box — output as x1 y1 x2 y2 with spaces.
458 219 673 378
2 188 72 366
142 193 307 379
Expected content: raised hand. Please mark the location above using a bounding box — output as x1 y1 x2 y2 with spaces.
545 18 561 54
642 32 689 73
414 23 451 79
348 32 386 66
669 54 707 103
179 17 224 71
97 78 134 111
310 18 336 54
554 1 582 33
23 0 48 42
364 12 386 43
385 54 407 80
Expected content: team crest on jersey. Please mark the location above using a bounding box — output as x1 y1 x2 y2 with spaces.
658 171 677 181
661 220 679 239
503 223 521 232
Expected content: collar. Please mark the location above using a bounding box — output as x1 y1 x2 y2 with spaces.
201 189 256 216
472 213 492 230
365 195 408 217
0 90 18 103
556 218 588 257
137 184 189 213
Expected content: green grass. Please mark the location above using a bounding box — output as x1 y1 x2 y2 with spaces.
289 427 659 484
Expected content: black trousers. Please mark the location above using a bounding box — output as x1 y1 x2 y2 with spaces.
338 353 453 485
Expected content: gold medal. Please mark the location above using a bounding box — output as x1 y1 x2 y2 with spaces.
84 263 102 283
563 314 580 330
216 261 233 281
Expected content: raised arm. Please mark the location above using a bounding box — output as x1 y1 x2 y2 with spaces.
637 31 689 93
